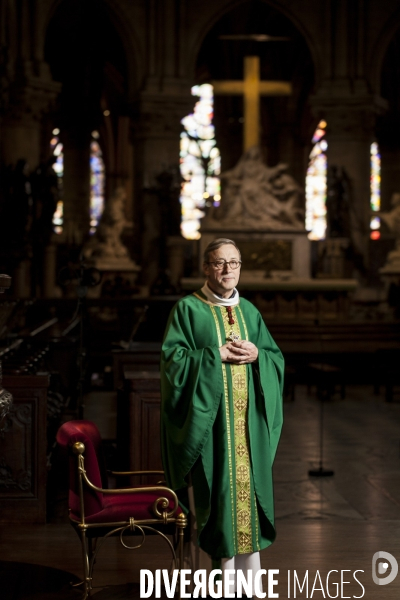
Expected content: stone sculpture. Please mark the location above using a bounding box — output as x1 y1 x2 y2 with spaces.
326 165 350 238
84 187 131 261
380 192 400 270
203 146 304 230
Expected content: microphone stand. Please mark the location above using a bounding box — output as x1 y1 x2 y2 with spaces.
308 318 334 477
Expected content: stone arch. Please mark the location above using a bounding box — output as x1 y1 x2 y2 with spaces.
184 0 316 186
41 0 142 240
41 0 142 97
369 10 400 94
185 0 322 88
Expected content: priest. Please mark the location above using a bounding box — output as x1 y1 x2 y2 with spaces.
160 238 284 593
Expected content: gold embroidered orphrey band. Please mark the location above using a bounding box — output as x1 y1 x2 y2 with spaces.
210 303 259 554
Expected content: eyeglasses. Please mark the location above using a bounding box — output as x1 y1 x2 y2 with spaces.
207 260 242 270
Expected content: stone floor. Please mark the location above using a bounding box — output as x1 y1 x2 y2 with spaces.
0 385 399 599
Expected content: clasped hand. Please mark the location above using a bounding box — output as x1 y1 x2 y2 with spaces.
219 340 258 364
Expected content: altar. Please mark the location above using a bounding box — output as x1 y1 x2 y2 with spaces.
181 276 358 320
200 228 311 278
188 146 358 319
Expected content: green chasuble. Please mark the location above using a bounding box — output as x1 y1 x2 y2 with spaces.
160 290 284 560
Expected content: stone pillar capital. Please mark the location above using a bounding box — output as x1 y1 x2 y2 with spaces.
310 90 388 140
131 87 193 140
1 61 61 126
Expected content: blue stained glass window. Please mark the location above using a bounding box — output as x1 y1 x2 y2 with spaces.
89 137 105 233
50 130 105 234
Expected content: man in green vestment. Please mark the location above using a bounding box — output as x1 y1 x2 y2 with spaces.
161 238 284 595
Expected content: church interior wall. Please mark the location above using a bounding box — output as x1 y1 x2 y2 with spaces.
1 0 400 288
377 27 400 207
185 0 325 84
366 5 400 89
1 6 400 582
195 0 316 191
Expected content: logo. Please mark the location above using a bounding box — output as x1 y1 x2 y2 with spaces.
372 551 398 586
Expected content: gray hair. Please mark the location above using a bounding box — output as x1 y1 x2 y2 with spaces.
203 238 241 263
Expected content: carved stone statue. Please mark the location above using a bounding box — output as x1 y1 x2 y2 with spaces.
31 155 60 247
84 187 132 261
203 146 304 230
326 165 350 238
380 192 400 270
83 188 140 297
0 159 33 247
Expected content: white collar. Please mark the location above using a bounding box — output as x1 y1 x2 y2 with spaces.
200 281 240 307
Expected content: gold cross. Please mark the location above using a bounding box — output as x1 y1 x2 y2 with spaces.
212 56 292 151
227 330 241 343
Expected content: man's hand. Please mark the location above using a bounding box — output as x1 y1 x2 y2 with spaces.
219 343 234 362
219 340 258 364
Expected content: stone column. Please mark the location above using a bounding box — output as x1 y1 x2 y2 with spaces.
0 63 60 168
107 116 134 222
132 90 192 286
0 0 60 165
312 92 387 271
380 148 400 211
60 127 91 243
0 0 60 168
378 114 400 211
128 0 194 287
0 62 60 297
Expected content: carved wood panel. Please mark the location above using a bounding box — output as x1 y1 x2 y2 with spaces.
132 393 162 474
112 344 161 390
118 372 162 484
0 401 34 495
0 375 48 522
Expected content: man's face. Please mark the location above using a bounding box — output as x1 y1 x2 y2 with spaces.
203 244 241 298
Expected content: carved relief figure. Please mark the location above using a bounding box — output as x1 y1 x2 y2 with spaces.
326 165 350 238
84 187 130 260
204 146 304 230
380 192 400 268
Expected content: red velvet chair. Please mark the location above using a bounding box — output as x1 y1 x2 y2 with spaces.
56 420 186 599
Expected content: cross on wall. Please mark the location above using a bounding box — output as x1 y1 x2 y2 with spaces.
212 56 292 151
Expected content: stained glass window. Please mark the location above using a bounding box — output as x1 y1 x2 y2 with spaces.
90 132 105 233
370 142 381 240
305 120 328 240
180 83 221 240
50 130 105 234
50 129 64 235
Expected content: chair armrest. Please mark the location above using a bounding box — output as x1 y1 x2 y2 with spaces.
82 475 179 518
72 442 177 517
80 464 175 499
